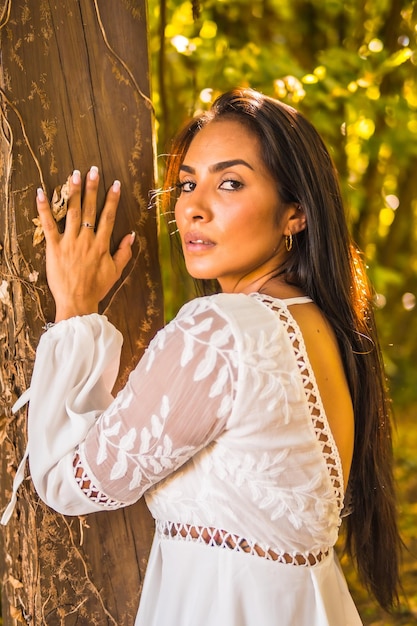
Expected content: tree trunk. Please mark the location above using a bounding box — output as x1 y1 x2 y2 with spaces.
0 1 162 624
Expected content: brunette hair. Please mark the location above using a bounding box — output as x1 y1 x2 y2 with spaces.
163 88 400 610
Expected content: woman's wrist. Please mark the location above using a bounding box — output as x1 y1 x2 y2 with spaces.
54 303 99 323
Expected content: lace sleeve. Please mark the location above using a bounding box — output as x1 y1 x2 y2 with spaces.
77 298 238 508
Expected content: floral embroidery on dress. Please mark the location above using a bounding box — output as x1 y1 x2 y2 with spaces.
72 293 344 558
72 298 238 506
144 295 344 556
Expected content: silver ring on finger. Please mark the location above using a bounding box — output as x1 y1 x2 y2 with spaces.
81 222 95 229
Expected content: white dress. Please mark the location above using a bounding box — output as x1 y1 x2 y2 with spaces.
18 293 362 625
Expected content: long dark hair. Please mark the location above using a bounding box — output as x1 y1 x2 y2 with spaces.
163 88 400 610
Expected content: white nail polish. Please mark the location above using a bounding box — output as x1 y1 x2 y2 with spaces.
112 180 121 192
37 188 46 201
130 231 136 245
90 166 99 180
72 169 81 185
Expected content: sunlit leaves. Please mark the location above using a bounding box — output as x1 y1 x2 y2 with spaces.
274 76 306 102
199 19 217 38
382 46 413 68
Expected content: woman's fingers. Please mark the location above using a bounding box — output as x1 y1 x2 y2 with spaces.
80 166 99 231
36 187 60 244
35 167 133 312
65 169 83 237
95 179 122 242
37 168 124 245
38 167 122 245
112 231 135 277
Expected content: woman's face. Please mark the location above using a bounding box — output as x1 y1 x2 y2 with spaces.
174 119 292 294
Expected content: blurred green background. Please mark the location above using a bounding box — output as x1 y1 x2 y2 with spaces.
148 1 417 623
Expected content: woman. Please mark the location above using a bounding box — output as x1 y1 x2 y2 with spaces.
8 89 400 624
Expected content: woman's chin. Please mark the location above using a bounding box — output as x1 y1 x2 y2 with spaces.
186 267 217 281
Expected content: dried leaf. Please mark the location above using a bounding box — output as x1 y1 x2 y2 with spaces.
8 574 24 590
9 604 25 622
51 176 70 221
28 270 39 283
32 217 45 246
0 280 11 306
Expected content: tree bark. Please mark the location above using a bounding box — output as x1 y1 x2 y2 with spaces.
0 1 161 624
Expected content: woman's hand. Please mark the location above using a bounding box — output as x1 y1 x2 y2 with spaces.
36 166 134 322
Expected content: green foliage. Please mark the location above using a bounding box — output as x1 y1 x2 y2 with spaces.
148 0 417 406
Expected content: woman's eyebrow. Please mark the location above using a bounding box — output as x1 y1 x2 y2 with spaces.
180 159 255 174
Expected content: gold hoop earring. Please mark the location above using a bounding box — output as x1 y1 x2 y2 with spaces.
285 233 293 252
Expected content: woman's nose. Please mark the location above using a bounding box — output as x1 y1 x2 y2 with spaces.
181 189 212 221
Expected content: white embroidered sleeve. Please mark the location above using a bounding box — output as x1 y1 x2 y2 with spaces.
79 298 238 506
27 300 238 515
27 314 124 515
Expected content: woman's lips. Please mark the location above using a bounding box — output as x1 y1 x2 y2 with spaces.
184 232 215 250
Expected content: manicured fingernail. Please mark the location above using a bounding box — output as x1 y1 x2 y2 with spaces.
112 180 121 193
130 231 136 245
72 169 81 185
90 165 99 181
37 187 46 201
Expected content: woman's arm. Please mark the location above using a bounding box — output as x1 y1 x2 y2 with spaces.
27 300 237 515
27 314 124 514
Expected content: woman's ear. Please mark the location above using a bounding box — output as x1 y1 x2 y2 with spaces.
285 204 306 236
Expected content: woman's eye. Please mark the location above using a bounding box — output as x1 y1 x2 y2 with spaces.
177 180 196 193
219 179 243 191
